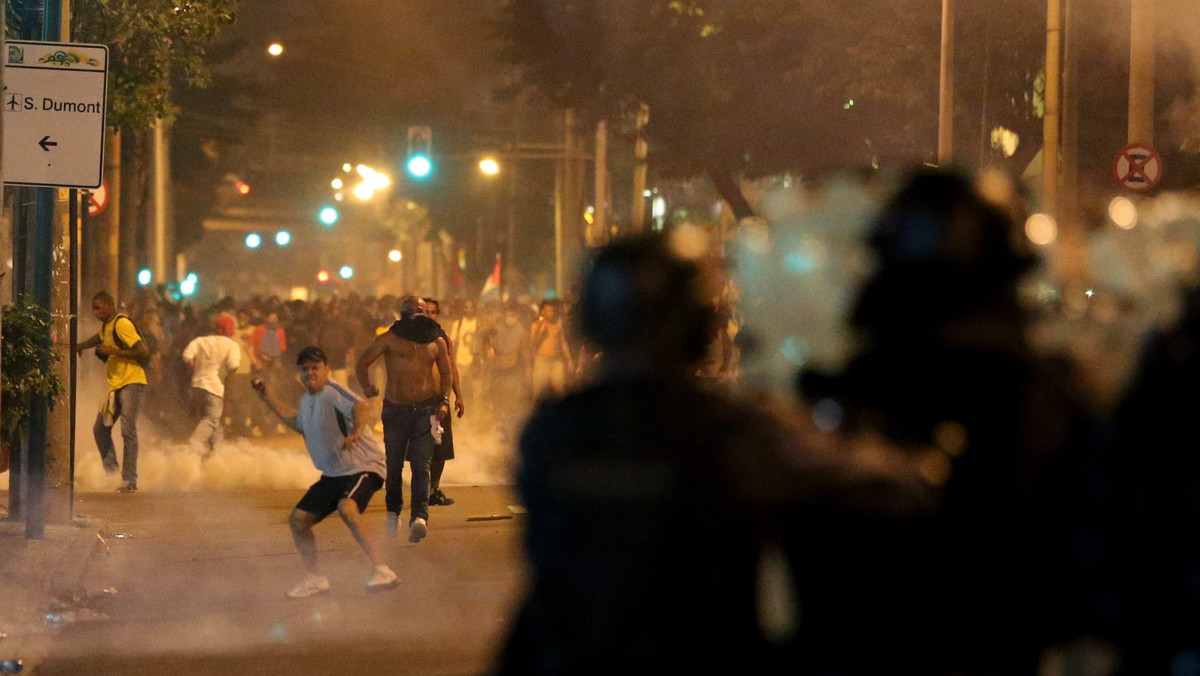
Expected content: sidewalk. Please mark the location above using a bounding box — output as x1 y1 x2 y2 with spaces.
0 501 105 673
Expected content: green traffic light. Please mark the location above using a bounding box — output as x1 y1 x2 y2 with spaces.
407 154 432 178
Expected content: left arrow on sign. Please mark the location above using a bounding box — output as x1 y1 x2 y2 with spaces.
38 135 57 151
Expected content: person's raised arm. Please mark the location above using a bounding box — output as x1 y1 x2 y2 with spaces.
355 334 388 398
252 379 300 432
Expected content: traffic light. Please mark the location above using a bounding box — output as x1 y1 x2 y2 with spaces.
317 270 331 284
245 233 262 248
275 231 292 246
137 269 152 286
319 206 339 225
407 125 433 179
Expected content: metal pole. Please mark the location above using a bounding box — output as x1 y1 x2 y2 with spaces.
1128 0 1155 144
26 0 65 540
938 0 955 165
554 142 564 295
632 104 649 232
593 120 607 245
1042 0 1062 217
152 118 167 282
1061 0 1079 227
69 189 78 520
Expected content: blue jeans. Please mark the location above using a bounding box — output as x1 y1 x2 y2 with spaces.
188 388 224 452
382 398 438 522
94 383 145 484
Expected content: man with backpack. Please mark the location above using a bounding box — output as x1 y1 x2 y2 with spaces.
75 291 149 492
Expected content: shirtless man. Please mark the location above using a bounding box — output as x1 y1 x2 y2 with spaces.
355 296 452 542
529 299 575 400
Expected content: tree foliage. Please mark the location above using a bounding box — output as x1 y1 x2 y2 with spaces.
72 0 238 130
497 0 948 214
1 298 64 441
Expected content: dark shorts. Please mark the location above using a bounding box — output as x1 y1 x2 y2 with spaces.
434 412 455 461
296 471 383 522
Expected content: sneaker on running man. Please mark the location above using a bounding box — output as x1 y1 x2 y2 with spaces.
409 517 427 543
429 489 455 506
287 574 330 599
366 566 398 592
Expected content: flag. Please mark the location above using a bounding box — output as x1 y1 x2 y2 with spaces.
480 253 501 303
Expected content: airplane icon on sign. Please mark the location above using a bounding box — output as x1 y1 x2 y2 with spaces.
5 94 21 111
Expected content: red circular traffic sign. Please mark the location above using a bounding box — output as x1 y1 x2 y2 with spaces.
87 181 108 216
1113 144 1163 192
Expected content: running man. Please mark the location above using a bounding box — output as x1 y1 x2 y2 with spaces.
254 346 397 598
355 296 453 542
74 291 148 493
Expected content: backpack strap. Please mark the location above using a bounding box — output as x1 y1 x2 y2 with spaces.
110 314 142 350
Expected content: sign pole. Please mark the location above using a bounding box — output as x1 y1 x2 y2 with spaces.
23 0 66 540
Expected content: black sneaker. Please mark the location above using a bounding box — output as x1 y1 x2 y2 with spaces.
117 482 137 493
428 489 455 506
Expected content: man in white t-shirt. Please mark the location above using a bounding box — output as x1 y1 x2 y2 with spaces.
255 345 397 598
182 316 241 454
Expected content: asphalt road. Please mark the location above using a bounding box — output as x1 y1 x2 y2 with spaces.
37 486 524 676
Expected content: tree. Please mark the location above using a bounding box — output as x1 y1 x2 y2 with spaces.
72 0 239 130
71 0 238 294
498 0 943 217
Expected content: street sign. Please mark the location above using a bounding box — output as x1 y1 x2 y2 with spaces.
1113 143 1162 192
86 180 108 216
2 40 108 189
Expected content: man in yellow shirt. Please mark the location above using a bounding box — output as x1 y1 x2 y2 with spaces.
75 291 149 492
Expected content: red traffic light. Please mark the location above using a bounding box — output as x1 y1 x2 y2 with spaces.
236 180 251 195
316 270 330 283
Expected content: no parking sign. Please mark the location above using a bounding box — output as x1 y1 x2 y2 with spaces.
1113 143 1163 191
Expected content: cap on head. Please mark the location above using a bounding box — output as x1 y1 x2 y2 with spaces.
296 346 328 365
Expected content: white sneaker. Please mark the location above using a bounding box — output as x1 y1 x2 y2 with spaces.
408 517 427 543
286 574 330 599
386 512 400 538
366 566 398 592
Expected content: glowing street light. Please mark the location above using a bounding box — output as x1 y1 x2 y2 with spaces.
275 230 292 246
331 178 344 190
342 163 352 173
479 158 500 176
339 265 354 280
319 206 339 225
388 249 402 262
316 270 331 283
267 42 284 57
137 269 152 286
245 233 262 248
353 183 374 201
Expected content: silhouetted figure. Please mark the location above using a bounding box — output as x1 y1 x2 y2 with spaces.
794 170 1094 674
1112 284 1200 674
495 236 945 674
